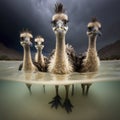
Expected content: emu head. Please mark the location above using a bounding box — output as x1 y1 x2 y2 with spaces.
51 3 69 35
87 17 102 37
20 30 33 46
34 36 44 50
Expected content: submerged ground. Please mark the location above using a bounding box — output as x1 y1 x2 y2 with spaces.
0 81 120 120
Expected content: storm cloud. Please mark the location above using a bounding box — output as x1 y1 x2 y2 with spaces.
0 0 120 54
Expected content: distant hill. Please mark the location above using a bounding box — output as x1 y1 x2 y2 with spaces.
0 42 22 60
98 40 120 60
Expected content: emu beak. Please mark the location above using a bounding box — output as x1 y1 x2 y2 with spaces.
97 30 102 37
30 41 33 46
56 20 65 32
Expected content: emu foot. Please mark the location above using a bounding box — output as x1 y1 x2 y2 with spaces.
63 98 73 113
26 84 32 96
49 95 62 109
81 84 91 96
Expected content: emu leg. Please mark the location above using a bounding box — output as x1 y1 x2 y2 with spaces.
81 84 91 95
49 85 62 109
63 85 73 113
71 84 74 96
43 85 45 93
81 84 85 95
26 84 32 96
85 84 91 95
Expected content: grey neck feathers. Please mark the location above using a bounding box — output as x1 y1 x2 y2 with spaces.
86 35 98 62
23 45 34 71
81 35 99 72
55 33 66 63
88 36 97 50
48 32 73 74
36 49 45 65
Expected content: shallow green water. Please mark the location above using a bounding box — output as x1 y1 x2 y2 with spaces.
0 61 120 120
0 60 120 85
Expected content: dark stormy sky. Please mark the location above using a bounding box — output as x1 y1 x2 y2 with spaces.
0 0 120 54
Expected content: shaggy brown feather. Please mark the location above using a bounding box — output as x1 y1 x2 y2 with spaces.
55 3 65 13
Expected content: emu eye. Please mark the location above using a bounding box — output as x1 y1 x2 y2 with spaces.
51 20 57 26
88 26 94 31
20 37 24 41
99 27 102 30
35 42 37 45
30 38 32 42
63 20 69 25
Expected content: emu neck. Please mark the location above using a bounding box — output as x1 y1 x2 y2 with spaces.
87 35 98 60
55 33 66 63
23 45 34 71
36 49 44 65
88 36 97 50
48 33 73 74
81 35 99 72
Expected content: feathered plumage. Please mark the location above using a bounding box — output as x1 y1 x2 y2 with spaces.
55 3 65 13
91 17 98 22
20 29 33 38
19 61 48 72
48 44 83 72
